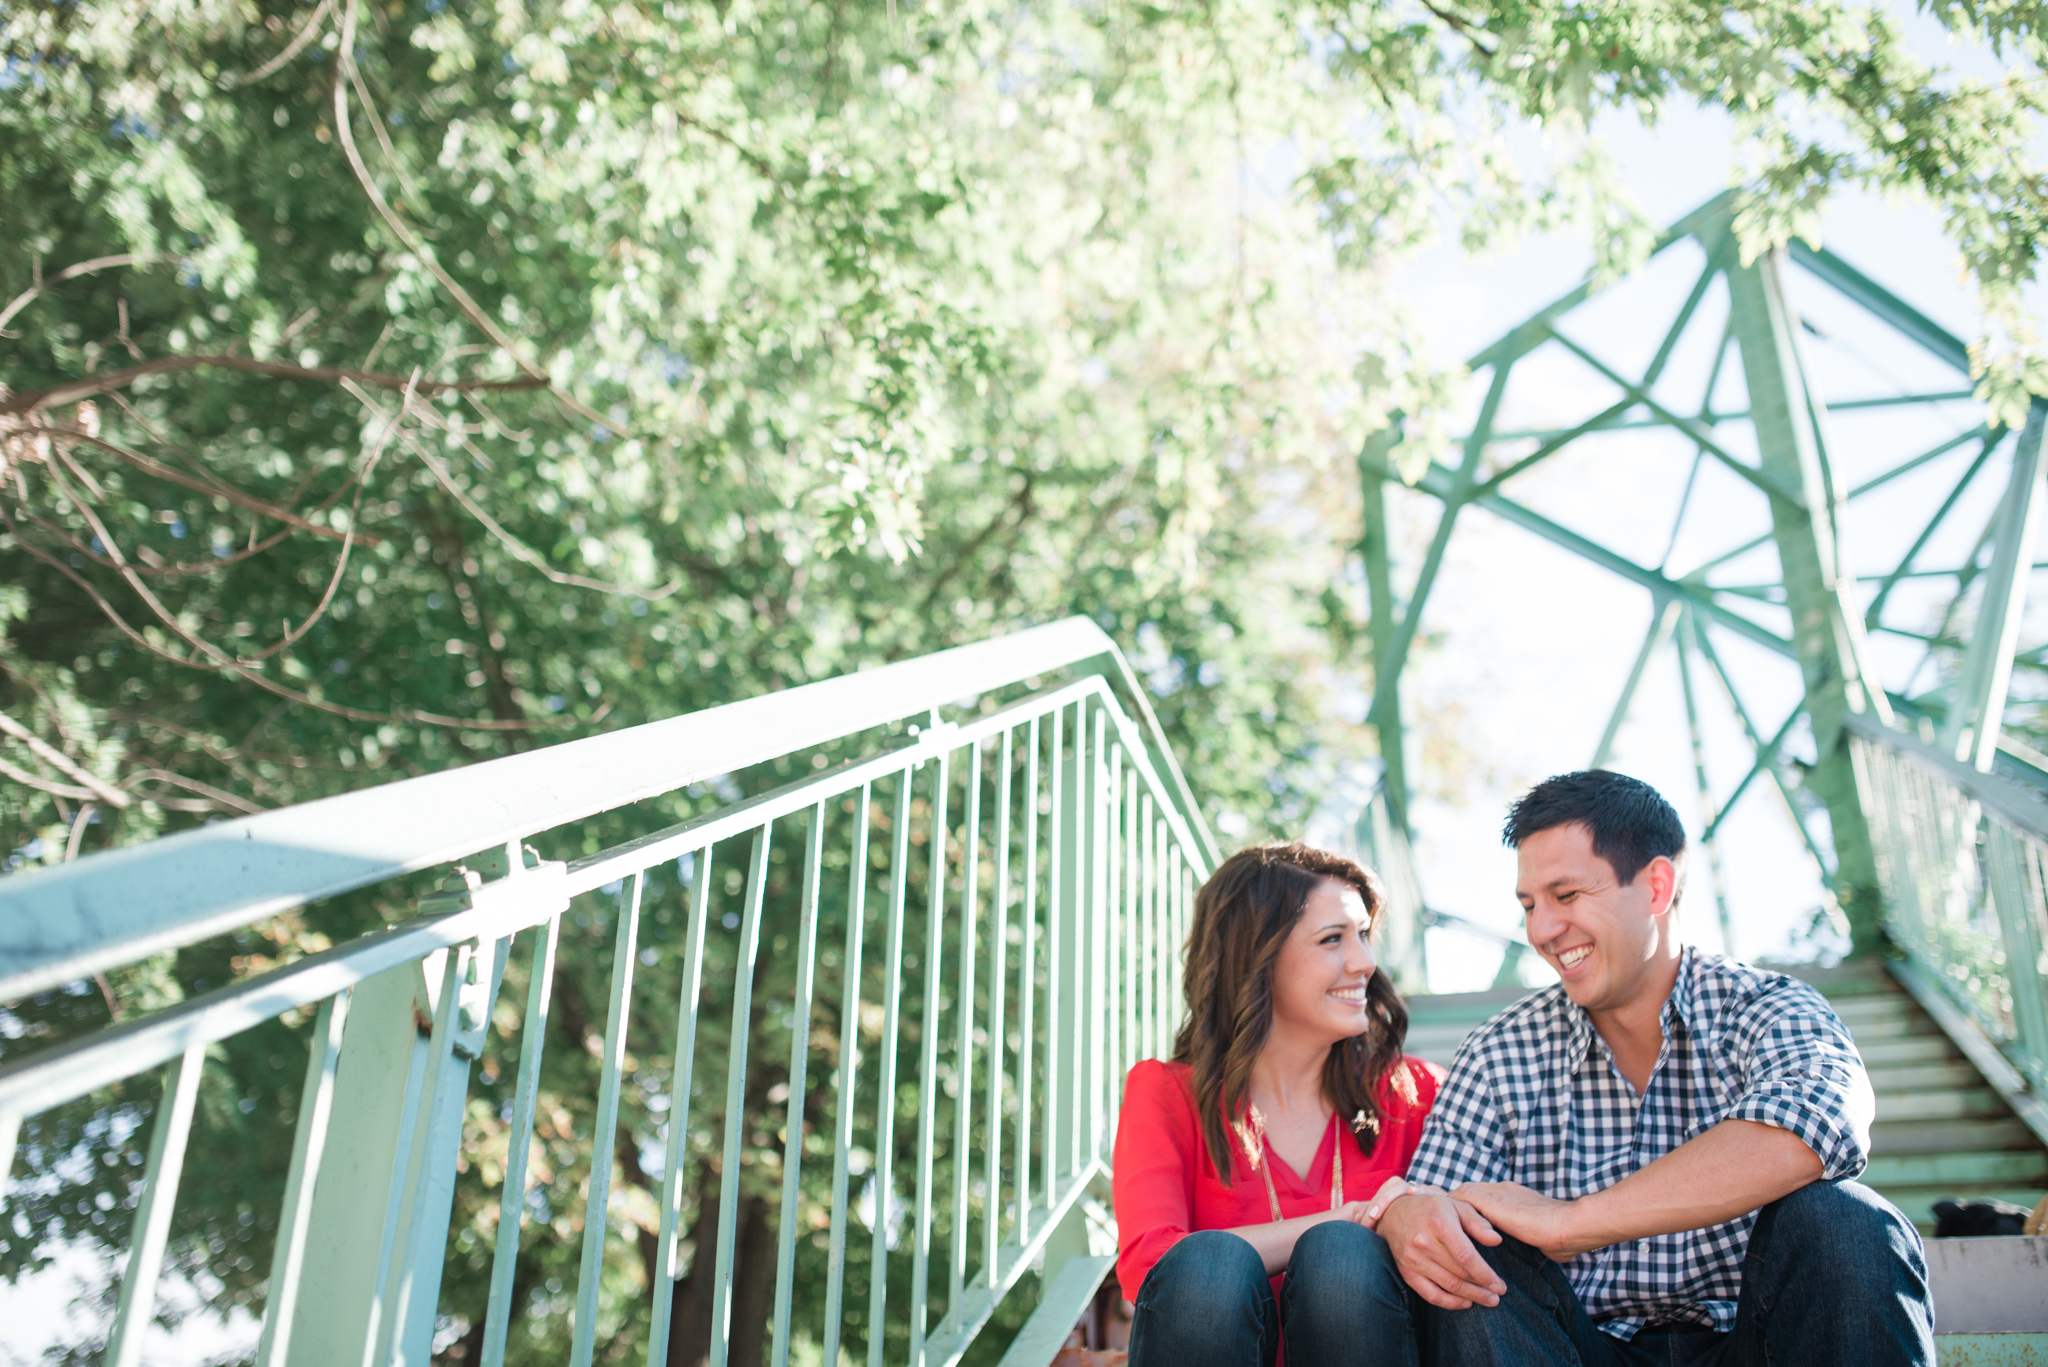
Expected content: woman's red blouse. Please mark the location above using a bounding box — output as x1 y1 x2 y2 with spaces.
1111 1056 1445 1303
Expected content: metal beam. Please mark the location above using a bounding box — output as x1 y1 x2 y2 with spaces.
1788 240 1974 376
1675 610 1737 955
1593 597 1681 769
1359 439 1410 833
1946 399 2048 769
1726 240 1887 952
1360 449 1796 661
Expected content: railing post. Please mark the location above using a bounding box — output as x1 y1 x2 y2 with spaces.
1726 237 1890 953
280 856 534 1367
280 958 433 1366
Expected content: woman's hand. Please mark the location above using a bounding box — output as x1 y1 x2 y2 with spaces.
1336 1175 1420 1230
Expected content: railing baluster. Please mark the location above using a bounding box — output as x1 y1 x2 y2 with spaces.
648 849 713 1367
869 769 915 1367
1140 793 1156 1060
1175 848 1189 1027
984 731 1011 1274
822 788 872 1367
488 915 563 1367
950 741 982 1316
1068 702 1087 1176
1156 813 1171 1054
771 804 828 1367
710 827 774 1367
1103 730 1120 1140
1017 720 1038 1238
1124 769 1139 1074
256 990 352 1367
911 751 952 1367
108 1040 206 1367
572 875 645 1367
1045 705 1063 1198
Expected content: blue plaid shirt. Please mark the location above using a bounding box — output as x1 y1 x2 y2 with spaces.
1406 947 1875 1338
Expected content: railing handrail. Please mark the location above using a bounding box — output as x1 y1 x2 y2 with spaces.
0 673 1200 1119
0 616 1213 1002
1844 711 2048 842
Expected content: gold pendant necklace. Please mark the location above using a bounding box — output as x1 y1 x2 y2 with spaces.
1237 1107 1345 1222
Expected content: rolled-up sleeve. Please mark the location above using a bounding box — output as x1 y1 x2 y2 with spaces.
1404 1038 1512 1189
1722 984 1874 1181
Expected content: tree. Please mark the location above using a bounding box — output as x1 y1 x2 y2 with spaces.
1 0 2041 1361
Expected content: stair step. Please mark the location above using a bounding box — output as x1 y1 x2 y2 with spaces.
1877 1090 2012 1123
1841 1014 1942 1041
1870 1062 1985 1093
1860 1037 1964 1066
1866 1151 2048 1187
1872 1118 2044 1154
1833 995 1919 1025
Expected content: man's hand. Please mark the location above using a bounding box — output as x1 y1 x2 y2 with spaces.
1451 1183 1595 1262
1374 1190 1506 1310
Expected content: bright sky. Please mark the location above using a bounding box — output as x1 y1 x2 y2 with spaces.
1385 11 2048 990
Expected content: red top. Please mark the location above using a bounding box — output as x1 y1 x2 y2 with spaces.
1111 1055 1445 1303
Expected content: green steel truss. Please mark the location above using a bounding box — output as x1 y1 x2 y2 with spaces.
1355 191 2048 963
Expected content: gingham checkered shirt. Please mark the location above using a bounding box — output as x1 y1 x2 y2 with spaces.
1406 947 1875 1339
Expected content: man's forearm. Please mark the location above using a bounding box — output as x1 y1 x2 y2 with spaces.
1570 1118 1823 1249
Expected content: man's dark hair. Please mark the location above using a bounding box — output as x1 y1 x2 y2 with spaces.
1503 770 1686 887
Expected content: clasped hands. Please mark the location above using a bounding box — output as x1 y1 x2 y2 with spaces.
1374 1181 1600 1310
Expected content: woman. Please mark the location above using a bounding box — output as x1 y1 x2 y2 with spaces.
1113 842 1469 1367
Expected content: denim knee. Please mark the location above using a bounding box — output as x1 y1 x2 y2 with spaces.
1140 1230 1270 1313
1287 1219 1400 1298
1752 1181 1922 1269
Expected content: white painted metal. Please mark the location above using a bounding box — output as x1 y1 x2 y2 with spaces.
0 623 1216 1367
570 876 644 1367
257 990 353 1367
107 1042 205 1367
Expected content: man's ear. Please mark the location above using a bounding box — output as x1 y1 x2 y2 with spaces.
1643 855 1679 918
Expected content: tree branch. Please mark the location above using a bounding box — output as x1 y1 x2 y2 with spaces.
0 354 545 416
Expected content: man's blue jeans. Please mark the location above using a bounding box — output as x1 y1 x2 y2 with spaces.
1421 1180 1936 1367
1128 1221 1419 1367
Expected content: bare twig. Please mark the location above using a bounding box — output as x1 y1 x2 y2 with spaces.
224 0 335 88
65 804 95 862
121 769 267 815
234 371 408 663
28 422 380 547
0 255 170 336
6 525 567 730
1419 1 1498 57
0 754 98 802
330 0 623 437
0 353 545 416
345 380 681 600
0 711 133 807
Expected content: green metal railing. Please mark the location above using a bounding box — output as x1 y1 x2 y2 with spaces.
0 618 1212 1367
1849 713 2048 1142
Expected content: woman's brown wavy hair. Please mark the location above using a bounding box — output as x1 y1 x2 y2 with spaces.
1170 841 1408 1186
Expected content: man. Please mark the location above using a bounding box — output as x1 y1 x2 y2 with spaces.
1375 770 1935 1365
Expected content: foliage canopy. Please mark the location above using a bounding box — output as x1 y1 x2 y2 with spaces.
1 0 2043 1359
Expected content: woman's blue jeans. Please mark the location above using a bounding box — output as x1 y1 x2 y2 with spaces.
1128 1222 1419 1367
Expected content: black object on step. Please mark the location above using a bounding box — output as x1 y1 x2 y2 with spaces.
1931 1198 2033 1237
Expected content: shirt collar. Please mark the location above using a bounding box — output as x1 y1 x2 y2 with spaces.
1558 943 1699 1066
